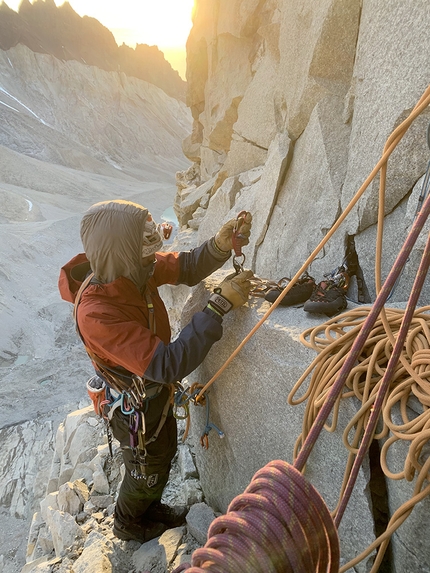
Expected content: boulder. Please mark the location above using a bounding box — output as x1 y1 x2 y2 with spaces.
45 507 85 558
72 531 114 573
185 502 217 546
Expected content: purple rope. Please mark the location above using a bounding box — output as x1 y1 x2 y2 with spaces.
334 228 430 527
294 191 430 473
172 460 339 573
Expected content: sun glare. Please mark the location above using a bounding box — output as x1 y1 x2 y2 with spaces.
6 0 195 79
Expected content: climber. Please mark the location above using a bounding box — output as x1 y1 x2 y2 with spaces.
58 199 253 544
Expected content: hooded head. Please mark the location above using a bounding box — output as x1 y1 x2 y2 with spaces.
80 200 163 290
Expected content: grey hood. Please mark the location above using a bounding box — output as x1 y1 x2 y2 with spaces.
80 200 150 290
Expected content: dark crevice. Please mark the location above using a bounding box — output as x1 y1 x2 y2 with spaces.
251 136 296 267
345 234 371 303
368 439 392 573
232 130 269 151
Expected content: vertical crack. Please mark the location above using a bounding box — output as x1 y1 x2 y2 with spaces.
368 439 392 572
346 234 371 303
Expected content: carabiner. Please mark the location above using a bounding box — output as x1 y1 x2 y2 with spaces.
232 210 248 256
232 210 249 273
233 253 246 274
121 393 135 415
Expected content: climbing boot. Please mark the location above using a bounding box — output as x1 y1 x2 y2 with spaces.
265 273 316 306
113 517 167 543
146 501 189 528
304 267 349 317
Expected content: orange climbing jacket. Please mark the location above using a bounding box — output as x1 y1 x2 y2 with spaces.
58 201 230 389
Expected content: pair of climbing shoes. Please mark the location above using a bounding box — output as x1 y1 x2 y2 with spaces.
262 266 350 317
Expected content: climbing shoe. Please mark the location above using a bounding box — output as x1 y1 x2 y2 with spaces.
113 517 167 543
303 267 349 317
146 501 189 528
264 273 316 306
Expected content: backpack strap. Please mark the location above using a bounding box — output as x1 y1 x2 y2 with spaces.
73 272 138 394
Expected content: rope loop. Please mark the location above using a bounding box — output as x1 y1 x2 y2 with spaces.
172 460 339 573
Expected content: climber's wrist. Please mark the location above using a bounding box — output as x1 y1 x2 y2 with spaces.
208 291 233 316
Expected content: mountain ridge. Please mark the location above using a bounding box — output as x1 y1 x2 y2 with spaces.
0 0 186 101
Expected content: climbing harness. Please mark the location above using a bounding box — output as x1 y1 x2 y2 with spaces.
74 272 173 476
171 84 430 573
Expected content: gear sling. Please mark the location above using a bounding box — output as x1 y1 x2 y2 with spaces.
73 271 173 480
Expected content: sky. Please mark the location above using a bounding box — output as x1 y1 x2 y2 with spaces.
6 0 195 79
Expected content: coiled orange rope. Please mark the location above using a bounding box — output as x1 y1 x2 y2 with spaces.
289 302 430 572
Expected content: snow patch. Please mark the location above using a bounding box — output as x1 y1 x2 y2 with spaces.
105 157 122 170
0 100 19 112
0 86 50 126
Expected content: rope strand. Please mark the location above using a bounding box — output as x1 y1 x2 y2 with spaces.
173 84 430 573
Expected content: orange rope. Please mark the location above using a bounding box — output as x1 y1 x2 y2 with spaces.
291 306 430 572
196 84 430 403
285 85 430 571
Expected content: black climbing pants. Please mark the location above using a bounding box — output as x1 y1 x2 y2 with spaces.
108 387 178 526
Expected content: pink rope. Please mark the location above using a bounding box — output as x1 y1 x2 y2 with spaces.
172 460 339 573
334 228 430 526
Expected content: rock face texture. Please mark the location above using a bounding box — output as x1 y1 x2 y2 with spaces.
0 0 186 101
22 407 210 573
170 1 430 571
180 0 430 304
2 1 430 572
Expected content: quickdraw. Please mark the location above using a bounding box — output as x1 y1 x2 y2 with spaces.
173 382 224 449
200 393 224 449
232 210 249 274
129 410 149 480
